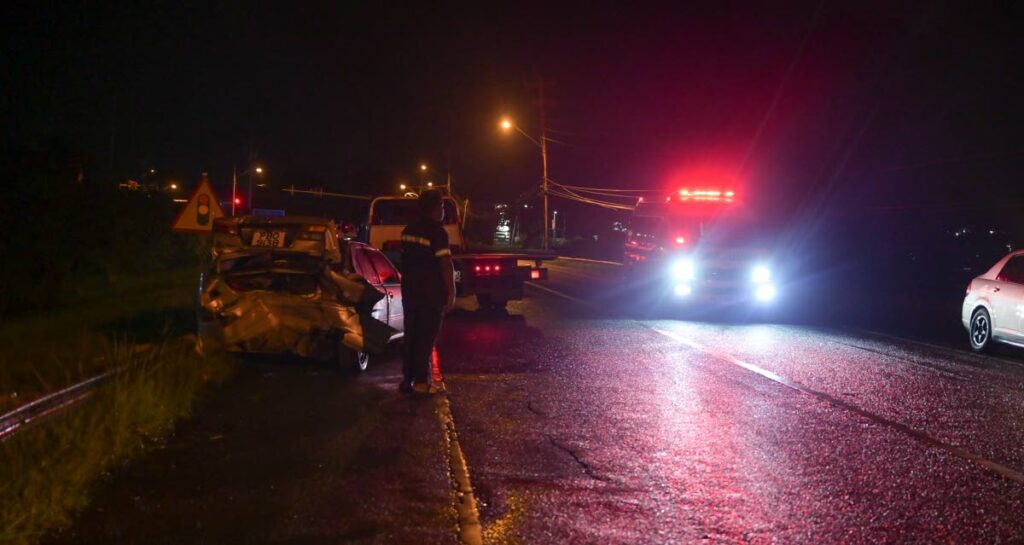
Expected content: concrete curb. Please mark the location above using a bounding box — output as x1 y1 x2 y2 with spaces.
435 393 483 545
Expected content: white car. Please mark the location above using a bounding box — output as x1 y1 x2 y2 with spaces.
963 249 1024 352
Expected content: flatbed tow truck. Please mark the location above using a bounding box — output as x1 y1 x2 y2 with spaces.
363 195 554 310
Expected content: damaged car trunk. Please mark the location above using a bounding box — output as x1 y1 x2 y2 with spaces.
198 217 397 371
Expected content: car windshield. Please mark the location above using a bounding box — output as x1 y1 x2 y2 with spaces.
634 208 767 248
372 199 459 225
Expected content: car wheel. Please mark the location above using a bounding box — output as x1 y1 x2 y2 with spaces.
338 346 370 374
969 307 992 352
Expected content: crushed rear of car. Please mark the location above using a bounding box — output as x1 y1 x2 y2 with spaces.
197 216 395 369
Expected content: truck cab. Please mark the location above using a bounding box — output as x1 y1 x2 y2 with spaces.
366 196 464 264
364 195 552 310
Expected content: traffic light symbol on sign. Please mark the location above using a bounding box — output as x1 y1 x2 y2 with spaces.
197 194 210 226
172 173 223 233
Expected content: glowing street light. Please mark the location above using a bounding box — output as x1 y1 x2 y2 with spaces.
400 184 407 191
255 167 263 174
427 182 433 188
499 115 550 249
420 163 428 171
169 183 178 190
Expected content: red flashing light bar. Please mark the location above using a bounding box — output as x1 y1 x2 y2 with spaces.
666 188 736 203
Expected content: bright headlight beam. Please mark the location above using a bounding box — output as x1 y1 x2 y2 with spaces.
752 265 771 284
671 259 696 281
755 284 777 302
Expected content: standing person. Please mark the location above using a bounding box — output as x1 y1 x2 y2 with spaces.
399 189 456 394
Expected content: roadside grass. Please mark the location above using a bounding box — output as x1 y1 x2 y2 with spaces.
0 267 201 413
0 338 234 545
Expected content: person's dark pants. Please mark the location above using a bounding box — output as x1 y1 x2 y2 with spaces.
403 305 445 384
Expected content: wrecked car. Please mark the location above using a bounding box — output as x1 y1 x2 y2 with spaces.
197 216 402 373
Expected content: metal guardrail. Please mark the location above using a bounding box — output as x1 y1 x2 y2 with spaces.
0 370 117 442
0 341 169 442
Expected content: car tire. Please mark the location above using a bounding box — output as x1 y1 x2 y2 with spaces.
969 307 992 352
338 346 370 374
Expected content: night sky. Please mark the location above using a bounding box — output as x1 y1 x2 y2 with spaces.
5 2 1022 226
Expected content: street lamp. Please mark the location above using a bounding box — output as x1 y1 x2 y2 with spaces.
500 116 550 249
400 183 407 191
232 164 264 216
418 162 455 194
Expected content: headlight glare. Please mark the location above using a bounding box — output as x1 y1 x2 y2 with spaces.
671 259 696 281
752 265 771 284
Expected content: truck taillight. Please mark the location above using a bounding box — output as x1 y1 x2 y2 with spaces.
473 262 503 276
674 236 686 245
531 269 541 280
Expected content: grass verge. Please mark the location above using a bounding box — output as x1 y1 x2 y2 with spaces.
0 338 233 544
0 267 201 413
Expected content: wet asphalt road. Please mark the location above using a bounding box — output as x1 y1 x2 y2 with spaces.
48 257 1024 544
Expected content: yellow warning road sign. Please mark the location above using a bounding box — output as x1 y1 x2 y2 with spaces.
172 173 225 233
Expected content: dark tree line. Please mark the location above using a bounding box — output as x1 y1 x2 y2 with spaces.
0 139 200 315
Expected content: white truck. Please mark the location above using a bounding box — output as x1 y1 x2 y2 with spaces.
364 195 553 309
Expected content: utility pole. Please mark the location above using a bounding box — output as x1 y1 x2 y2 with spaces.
247 149 255 212
532 76 552 250
541 126 549 250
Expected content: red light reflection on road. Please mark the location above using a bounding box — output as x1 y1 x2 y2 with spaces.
431 347 443 383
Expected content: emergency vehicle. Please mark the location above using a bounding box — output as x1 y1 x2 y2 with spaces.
623 189 780 308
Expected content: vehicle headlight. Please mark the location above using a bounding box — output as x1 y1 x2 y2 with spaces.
751 265 771 284
670 259 696 281
755 284 777 302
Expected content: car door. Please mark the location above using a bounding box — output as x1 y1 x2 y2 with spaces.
350 247 389 327
366 248 404 333
994 256 1024 339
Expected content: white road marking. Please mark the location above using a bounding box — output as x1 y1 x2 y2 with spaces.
553 256 623 267
524 279 1024 485
650 327 1024 485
